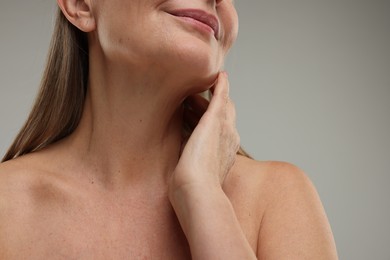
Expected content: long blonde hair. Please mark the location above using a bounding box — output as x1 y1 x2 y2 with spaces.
2 9 251 162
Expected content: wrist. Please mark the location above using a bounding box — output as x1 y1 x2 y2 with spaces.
168 180 224 206
168 182 256 259
169 182 229 232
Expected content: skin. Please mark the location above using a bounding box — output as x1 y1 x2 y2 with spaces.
0 0 338 259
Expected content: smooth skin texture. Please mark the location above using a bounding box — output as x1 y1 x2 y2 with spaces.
0 0 338 259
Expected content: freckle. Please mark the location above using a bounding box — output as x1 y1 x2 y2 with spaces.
139 119 143 123
91 181 94 184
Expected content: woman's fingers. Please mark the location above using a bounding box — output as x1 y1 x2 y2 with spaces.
185 71 230 121
175 71 240 188
213 72 240 155
209 71 229 96
207 72 230 117
184 71 236 135
212 71 229 97
206 72 237 130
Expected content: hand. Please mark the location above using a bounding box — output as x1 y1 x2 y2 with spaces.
169 72 240 194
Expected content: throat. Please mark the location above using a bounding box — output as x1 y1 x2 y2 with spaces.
59 93 185 189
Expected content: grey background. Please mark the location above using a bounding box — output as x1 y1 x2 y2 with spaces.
1 1 389 259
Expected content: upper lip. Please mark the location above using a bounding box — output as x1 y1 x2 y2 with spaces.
168 9 220 39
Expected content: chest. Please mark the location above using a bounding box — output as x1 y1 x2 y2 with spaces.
12 200 192 259
51 222 191 259
6 183 261 259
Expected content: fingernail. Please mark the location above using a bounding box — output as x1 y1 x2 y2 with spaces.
219 71 228 78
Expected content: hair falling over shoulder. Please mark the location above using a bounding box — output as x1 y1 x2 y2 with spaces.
2 9 88 162
2 9 251 162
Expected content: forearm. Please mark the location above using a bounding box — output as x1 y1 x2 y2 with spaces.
169 184 257 260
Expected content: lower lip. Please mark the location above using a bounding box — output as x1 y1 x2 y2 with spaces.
173 16 216 39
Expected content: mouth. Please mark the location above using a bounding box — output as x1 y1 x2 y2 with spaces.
167 9 220 40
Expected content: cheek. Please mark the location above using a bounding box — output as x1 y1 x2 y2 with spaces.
94 6 153 64
220 6 239 51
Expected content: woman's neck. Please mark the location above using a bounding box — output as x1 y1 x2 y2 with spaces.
61 61 190 189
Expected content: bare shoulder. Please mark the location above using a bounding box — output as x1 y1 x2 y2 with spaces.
0 154 72 227
223 156 312 224
0 154 72 209
224 155 310 204
0 157 38 206
224 156 338 259
0 155 49 195
0 155 74 253
0 157 40 254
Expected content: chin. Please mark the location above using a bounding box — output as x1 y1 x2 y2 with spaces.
161 35 223 91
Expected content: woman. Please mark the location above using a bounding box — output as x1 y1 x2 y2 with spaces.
0 0 338 258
